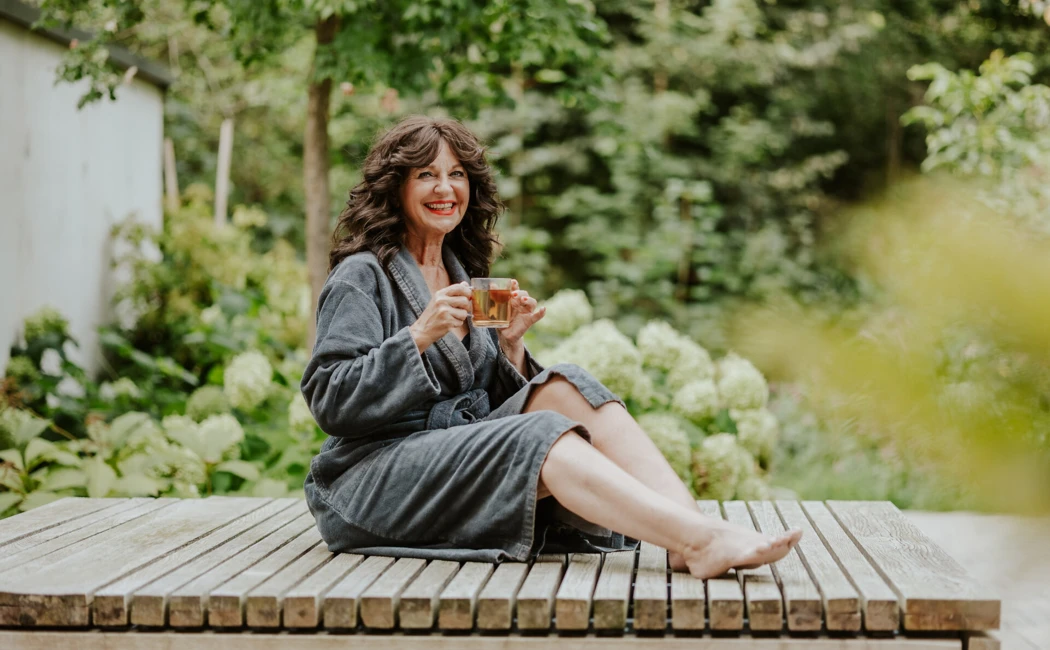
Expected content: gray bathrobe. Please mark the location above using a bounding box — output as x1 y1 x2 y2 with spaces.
301 244 635 562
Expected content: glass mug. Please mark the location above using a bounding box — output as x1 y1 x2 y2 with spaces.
470 278 513 328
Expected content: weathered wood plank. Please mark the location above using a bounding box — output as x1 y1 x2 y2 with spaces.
0 497 125 548
722 501 783 632
555 553 601 631
516 554 566 631
93 499 280 626
801 501 899 632
398 560 459 630
0 498 167 575
359 558 427 629
321 556 395 630
775 500 861 631
283 552 364 629
964 631 1001 650
748 501 822 632
208 524 322 627
590 550 634 632
476 562 529 631
166 510 314 628
243 533 334 628
692 500 742 631
438 562 494 630
633 542 668 632
128 499 302 627
0 497 260 627
827 501 1000 631
0 628 967 649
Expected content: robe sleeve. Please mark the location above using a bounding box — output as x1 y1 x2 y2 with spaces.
301 280 441 438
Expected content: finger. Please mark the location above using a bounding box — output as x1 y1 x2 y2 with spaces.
511 279 519 290
450 308 470 322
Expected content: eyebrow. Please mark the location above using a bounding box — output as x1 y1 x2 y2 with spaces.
422 162 465 171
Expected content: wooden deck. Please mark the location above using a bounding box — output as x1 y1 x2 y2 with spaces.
0 497 1005 649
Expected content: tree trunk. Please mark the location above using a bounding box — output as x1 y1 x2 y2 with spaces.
304 16 340 349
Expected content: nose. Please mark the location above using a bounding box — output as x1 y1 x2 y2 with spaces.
435 173 453 196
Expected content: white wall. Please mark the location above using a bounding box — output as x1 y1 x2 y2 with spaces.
0 19 164 373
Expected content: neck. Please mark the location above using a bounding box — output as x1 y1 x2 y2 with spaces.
404 233 445 269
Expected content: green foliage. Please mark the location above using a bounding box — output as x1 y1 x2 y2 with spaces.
531 290 777 499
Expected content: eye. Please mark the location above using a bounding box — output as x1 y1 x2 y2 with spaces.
451 170 466 177
417 171 433 178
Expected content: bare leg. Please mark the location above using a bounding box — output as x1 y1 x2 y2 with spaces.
539 430 801 579
526 376 708 569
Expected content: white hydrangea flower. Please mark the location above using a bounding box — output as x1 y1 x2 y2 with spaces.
636 320 714 378
637 413 692 484
536 320 644 400
100 378 141 401
716 352 769 410
197 414 245 462
671 379 721 424
200 305 224 326
223 351 273 410
534 289 593 336
691 433 756 500
55 376 85 399
288 392 316 432
40 348 63 376
730 407 779 467
735 475 771 500
46 394 60 409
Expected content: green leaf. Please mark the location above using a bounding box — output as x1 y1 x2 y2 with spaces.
112 474 163 497
38 467 87 492
250 478 289 498
214 460 259 481
24 438 58 468
0 449 25 473
84 458 117 498
20 491 63 511
108 412 157 448
12 415 50 447
0 491 24 514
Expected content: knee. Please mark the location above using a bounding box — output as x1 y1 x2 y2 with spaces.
528 375 587 410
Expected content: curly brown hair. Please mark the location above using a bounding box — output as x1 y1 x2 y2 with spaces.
329 115 504 278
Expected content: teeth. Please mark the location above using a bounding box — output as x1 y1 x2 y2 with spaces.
426 202 453 209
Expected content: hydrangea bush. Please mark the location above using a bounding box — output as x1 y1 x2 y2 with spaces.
0 195 324 517
532 289 781 500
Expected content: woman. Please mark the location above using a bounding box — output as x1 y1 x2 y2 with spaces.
302 115 801 579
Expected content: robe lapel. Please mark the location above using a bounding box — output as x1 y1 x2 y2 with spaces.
389 246 475 393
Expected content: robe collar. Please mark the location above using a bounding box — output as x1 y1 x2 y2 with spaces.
389 243 488 393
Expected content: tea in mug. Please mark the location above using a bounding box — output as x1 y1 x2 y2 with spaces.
470 278 512 328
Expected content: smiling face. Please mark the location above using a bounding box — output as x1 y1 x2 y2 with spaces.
400 140 471 243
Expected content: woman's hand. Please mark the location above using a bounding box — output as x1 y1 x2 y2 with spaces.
409 281 472 353
498 279 545 351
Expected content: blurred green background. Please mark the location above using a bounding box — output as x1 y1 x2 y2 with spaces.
2 0 1049 516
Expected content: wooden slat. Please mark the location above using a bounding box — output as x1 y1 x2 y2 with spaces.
321 556 395 629
633 542 668 631
0 498 167 575
94 499 280 626
476 562 529 631
722 501 783 631
359 558 426 629
516 554 565 631
283 553 364 628
0 497 124 548
801 501 899 631
827 501 1000 631
0 497 260 627
748 501 822 631
0 629 969 649
398 560 459 630
591 550 635 631
692 500 742 631
965 632 1001 650
775 500 861 631
243 535 334 628
128 499 303 626
438 562 494 630
208 524 322 627
166 510 314 628
555 553 601 631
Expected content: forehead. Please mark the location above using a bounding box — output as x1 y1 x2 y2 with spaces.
420 140 463 168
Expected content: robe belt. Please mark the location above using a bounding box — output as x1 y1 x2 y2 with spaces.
426 388 490 430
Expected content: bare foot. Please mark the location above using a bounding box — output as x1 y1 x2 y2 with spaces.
680 525 802 579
